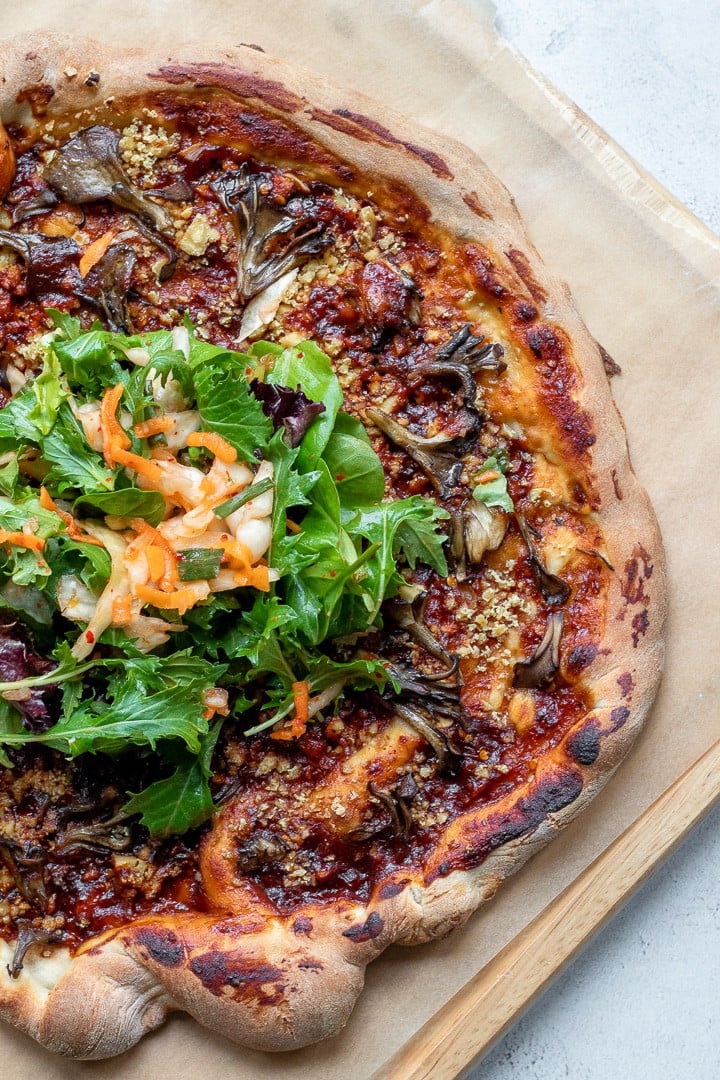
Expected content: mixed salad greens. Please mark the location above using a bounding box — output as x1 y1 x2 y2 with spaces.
0 313 449 837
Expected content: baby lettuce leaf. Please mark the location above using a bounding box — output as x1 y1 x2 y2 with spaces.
42 404 115 494
29 349 68 436
193 354 273 462
472 454 514 512
73 486 166 526
123 722 221 838
321 416 385 509
267 342 342 470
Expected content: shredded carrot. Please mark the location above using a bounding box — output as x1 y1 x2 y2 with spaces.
476 469 501 484
145 545 166 582
39 486 105 546
221 538 255 571
111 595 133 624
186 431 237 464
100 383 131 467
285 518 302 535
135 583 205 616
79 228 117 277
130 519 179 590
0 529 45 552
271 681 310 741
233 564 270 592
112 447 163 483
133 415 173 439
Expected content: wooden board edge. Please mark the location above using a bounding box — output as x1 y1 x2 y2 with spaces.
375 736 720 1080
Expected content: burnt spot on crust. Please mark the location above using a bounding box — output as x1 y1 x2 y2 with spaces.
617 672 634 698
378 880 406 900
292 915 313 936
513 299 538 323
152 63 306 114
505 248 548 304
134 926 184 968
297 958 323 971
612 468 623 500
462 191 490 218
631 609 650 647
566 642 598 674
619 545 653 613
342 911 384 943
309 107 453 179
610 706 630 731
566 721 601 766
599 344 622 378
427 768 583 882
522 324 597 456
189 951 285 1003
465 244 507 299
16 83 55 118
331 110 453 179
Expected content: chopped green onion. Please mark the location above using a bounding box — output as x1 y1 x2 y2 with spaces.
177 548 223 581
215 476 273 520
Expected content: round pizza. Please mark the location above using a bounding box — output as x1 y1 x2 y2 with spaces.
0 36 665 1059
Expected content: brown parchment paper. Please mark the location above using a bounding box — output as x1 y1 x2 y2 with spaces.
2 1 719 1076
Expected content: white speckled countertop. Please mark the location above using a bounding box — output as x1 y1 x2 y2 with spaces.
466 2 720 1077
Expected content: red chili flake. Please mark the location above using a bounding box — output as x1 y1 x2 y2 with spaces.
335 473 345 482
85 631 95 643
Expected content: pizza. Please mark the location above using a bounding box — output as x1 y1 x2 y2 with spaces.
0 35 665 1059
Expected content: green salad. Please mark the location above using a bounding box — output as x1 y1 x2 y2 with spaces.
0 312 448 837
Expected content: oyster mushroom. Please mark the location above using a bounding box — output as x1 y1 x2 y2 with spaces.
92 243 137 333
7 923 65 979
44 126 177 279
44 125 173 233
211 165 330 300
365 407 463 498
367 326 505 498
385 589 457 672
448 495 509 580
394 701 450 769
513 611 565 689
516 514 571 606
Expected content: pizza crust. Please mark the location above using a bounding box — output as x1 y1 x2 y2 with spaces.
0 33 666 1058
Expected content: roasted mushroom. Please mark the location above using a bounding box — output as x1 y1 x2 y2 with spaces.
92 243 137 333
516 514 572 606
386 661 462 720
394 701 450 769
368 326 505 498
43 126 177 279
211 165 330 300
44 126 173 234
367 773 420 838
513 611 565 689
7 922 65 980
451 500 508 579
385 588 457 672
365 407 464 498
